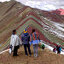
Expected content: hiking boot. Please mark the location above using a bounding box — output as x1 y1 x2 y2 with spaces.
34 54 38 57
36 54 38 57
13 54 19 56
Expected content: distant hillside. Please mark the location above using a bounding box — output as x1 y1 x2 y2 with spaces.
0 1 25 43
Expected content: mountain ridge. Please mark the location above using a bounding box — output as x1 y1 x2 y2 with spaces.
0 1 64 51
51 8 64 15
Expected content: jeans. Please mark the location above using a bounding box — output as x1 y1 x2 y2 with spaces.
33 44 38 57
24 44 31 55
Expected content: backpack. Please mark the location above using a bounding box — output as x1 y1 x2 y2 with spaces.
41 44 45 49
22 33 30 44
31 32 39 41
24 35 30 42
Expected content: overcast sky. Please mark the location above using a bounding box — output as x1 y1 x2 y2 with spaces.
0 0 64 11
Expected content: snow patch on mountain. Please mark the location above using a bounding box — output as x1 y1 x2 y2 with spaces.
50 21 64 38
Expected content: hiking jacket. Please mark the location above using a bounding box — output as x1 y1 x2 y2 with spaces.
59 47 62 52
10 34 22 50
30 32 40 45
21 33 30 44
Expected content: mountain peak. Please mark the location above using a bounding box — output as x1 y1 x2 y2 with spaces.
51 8 64 15
57 8 64 15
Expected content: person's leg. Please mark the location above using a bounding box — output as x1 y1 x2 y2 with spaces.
24 44 28 55
16 45 19 55
33 44 36 57
58 50 60 54
13 46 17 56
27 44 31 55
35 44 38 57
13 46 15 56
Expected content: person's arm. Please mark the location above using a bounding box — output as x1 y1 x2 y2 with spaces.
37 34 40 41
30 34 33 42
18 36 22 45
10 35 15 51
28 35 30 41
10 36 12 45
29 35 33 45
36 32 40 41
38 35 40 40
10 36 13 50
10 35 15 46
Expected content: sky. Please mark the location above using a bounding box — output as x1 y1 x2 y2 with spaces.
0 0 64 11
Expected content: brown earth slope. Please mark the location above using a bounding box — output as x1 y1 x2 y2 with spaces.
0 1 25 43
0 46 64 64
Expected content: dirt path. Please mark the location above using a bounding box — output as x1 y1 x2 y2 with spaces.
0 46 64 64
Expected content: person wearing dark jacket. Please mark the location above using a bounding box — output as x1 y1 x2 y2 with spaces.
56 45 62 54
21 29 31 56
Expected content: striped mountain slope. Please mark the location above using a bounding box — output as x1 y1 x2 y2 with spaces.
0 1 64 52
0 10 64 51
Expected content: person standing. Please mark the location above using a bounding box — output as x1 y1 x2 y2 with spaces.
21 29 31 56
30 29 40 57
56 45 62 54
10 29 22 56
53 48 56 53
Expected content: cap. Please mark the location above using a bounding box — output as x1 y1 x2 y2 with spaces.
24 29 27 33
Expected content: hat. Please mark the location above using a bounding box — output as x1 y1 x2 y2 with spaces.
24 29 27 33
12 29 16 34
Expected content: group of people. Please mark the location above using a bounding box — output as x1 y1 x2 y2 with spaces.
10 29 62 57
10 29 40 57
53 45 62 54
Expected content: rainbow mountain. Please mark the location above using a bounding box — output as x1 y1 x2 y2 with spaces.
0 1 64 51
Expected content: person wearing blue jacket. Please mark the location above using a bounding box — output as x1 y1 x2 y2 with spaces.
21 29 31 56
58 45 62 54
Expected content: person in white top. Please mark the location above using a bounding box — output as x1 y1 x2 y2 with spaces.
10 29 22 56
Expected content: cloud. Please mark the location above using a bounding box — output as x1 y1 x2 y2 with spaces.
25 1 57 10
0 0 64 11
16 0 64 11
0 0 10 2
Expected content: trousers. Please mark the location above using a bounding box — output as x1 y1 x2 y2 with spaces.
24 44 31 55
13 45 19 56
33 44 38 56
